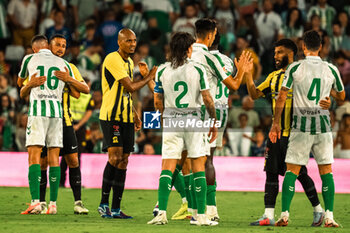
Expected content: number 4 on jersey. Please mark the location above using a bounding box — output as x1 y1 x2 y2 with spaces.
307 78 321 104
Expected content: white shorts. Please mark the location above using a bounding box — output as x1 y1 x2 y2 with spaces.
26 116 63 148
285 131 334 166
162 130 206 159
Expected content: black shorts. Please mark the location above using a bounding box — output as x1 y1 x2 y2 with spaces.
263 136 308 176
100 120 134 153
41 126 78 158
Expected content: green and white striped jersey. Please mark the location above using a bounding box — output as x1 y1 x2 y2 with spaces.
122 12 147 36
307 4 336 34
191 43 234 103
209 50 235 106
0 1 9 39
154 60 209 118
282 56 344 134
18 49 74 118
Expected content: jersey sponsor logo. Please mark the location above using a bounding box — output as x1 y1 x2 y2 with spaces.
113 136 119 143
113 125 120 136
143 111 161 129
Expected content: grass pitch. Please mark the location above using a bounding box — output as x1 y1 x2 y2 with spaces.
0 187 349 233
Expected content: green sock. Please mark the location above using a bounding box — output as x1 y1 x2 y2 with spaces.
184 174 192 209
207 180 217 206
193 171 207 214
172 164 186 200
282 171 297 212
158 170 173 211
321 173 335 212
28 164 41 200
190 173 197 210
49 166 61 202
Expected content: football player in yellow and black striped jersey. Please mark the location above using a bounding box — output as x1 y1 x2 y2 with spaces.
98 28 157 219
39 34 90 214
246 39 330 226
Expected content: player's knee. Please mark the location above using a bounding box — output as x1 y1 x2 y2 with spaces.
318 164 332 175
108 156 120 167
118 157 129 169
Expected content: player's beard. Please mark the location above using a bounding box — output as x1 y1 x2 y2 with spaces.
275 55 289 70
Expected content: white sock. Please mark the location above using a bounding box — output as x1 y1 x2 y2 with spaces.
188 208 193 214
182 197 187 204
193 209 198 219
325 210 333 220
313 204 323 213
264 208 274 219
155 201 159 206
49 201 56 206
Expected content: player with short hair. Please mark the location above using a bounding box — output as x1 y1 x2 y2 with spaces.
148 31 218 226
98 28 157 219
38 34 90 215
18 35 73 214
270 30 345 227
190 18 251 222
247 38 332 226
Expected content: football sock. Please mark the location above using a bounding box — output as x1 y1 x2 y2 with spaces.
69 167 82 201
297 172 320 207
172 164 187 200
49 166 61 202
189 173 197 210
158 170 173 211
206 180 216 206
193 171 207 214
313 204 323 213
112 168 127 209
60 158 68 186
321 173 335 212
264 208 275 220
281 171 297 212
28 164 41 201
40 170 47 202
264 172 279 208
100 162 116 204
183 173 192 209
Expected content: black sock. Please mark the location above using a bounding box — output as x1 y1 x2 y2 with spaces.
69 167 82 202
40 170 47 202
112 168 127 210
297 172 320 207
60 158 68 186
264 172 279 208
100 162 116 204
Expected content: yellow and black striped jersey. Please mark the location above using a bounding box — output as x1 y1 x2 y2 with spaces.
257 69 293 137
99 52 134 123
62 63 84 126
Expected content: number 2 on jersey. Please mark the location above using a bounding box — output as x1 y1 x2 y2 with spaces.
36 65 60 90
174 81 189 108
307 78 321 104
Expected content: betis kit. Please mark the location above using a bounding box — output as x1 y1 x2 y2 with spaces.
209 50 235 147
283 56 344 165
18 49 73 148
191 43 236 153
154 60 209 159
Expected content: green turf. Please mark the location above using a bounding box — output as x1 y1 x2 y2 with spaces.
0 187 349 233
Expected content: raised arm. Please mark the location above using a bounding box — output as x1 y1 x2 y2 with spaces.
245 57 264 100
120 66 158 93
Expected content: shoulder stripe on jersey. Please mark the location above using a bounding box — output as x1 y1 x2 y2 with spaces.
204 55 224 81
105 67 115 90
33 100 37 116
328 65 344 91
41 100 46 117
286 63 300 88
194 66 206 89
157 66 167 79
213 54 231 76
64 61 73 76
49 100 55 117
20 55 33 78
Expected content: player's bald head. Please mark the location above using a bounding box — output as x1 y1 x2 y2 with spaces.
118 28 136 41
31 35 49 52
